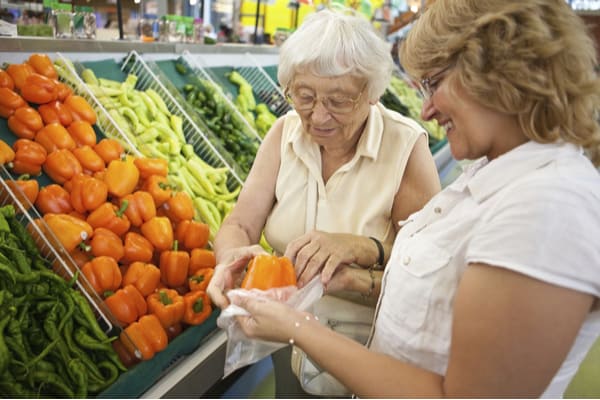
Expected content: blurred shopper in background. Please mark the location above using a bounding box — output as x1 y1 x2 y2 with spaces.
232 0 600 397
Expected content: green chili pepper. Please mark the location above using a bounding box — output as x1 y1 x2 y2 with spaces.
0 314 12 376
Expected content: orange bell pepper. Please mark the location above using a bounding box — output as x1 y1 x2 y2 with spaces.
27 53 58 80
38 100 74 127
11 139 47 176
188 248 216 276
81 255 122 296
69 173 108 213
163 191 195 223
104 157 140 198
20 73 58 104
175 219 210 250
94 138 124 164
55 81 73 102
188 267 214 292
64 94 97 125
43 148 82 185
86 201 131 237
90 227 124 261
67 120 97 147
120 314 168 361
5 175 39 210
182 291 212 326
241 254 297 290
35 183 73 214
141 216 173 252
0 87 27 119
122 231 154 264
43 212 93 253
72 145 105 174
6 63 34 91
0 139 15 165
159 240 190 288
121 190 156 227
122 261 161 297
142 175 172 207
7 106 44 140
0 69 14 90
134 157 168 179
35 122 77 154
147 288 185 329
35 183 72 214
105 284 147 326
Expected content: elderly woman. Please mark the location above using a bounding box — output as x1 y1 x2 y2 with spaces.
232 0 600 398
207 9 441 397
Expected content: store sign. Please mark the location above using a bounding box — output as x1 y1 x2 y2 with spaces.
568 0 600 10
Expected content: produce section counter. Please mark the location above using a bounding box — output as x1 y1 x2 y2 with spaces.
0 37 281 66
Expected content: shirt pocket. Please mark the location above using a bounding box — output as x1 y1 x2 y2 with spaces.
390 239 452 333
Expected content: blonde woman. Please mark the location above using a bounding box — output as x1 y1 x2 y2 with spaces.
233 0 600 397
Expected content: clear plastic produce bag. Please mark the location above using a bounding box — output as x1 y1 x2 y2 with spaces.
217 277 323 377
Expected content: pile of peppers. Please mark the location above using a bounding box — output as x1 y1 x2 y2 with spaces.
0 204 126 398
1 54 220 373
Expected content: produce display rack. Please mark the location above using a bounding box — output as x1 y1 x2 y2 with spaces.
180 50 263 142
0 165 116 336
0 39 283 399
234 52 291 117
55 52 142 158
121 50 246 191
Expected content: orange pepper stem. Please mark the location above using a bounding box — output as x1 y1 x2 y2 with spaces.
159 290 173 305
173 239 179 252
78 242 91 252
192 297 205 313
17 174 30 180
116 200 129 218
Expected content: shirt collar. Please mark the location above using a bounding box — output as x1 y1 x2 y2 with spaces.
289 103 384 164
465 141 583 202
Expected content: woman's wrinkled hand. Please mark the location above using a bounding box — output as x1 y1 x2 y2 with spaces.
284 231 359 288
206 244 267 309
232 294 306 343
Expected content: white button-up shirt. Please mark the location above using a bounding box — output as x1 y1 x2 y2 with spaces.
370 141 600 397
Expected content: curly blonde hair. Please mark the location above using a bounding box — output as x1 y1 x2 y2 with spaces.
400 0 600 165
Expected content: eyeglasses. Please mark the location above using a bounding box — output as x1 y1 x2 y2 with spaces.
418 65 452 100
284 83 366 115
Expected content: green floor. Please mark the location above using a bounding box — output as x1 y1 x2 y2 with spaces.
564 334 600 398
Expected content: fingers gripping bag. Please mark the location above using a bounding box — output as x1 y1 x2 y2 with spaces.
216 254 323 377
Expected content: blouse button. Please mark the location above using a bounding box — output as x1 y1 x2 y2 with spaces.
403 256 411 265
434 206 442 214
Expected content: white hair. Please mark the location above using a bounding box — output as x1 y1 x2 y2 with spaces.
277 8 393 101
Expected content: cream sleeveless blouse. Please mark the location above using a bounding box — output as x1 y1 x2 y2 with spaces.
263 103 425 255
